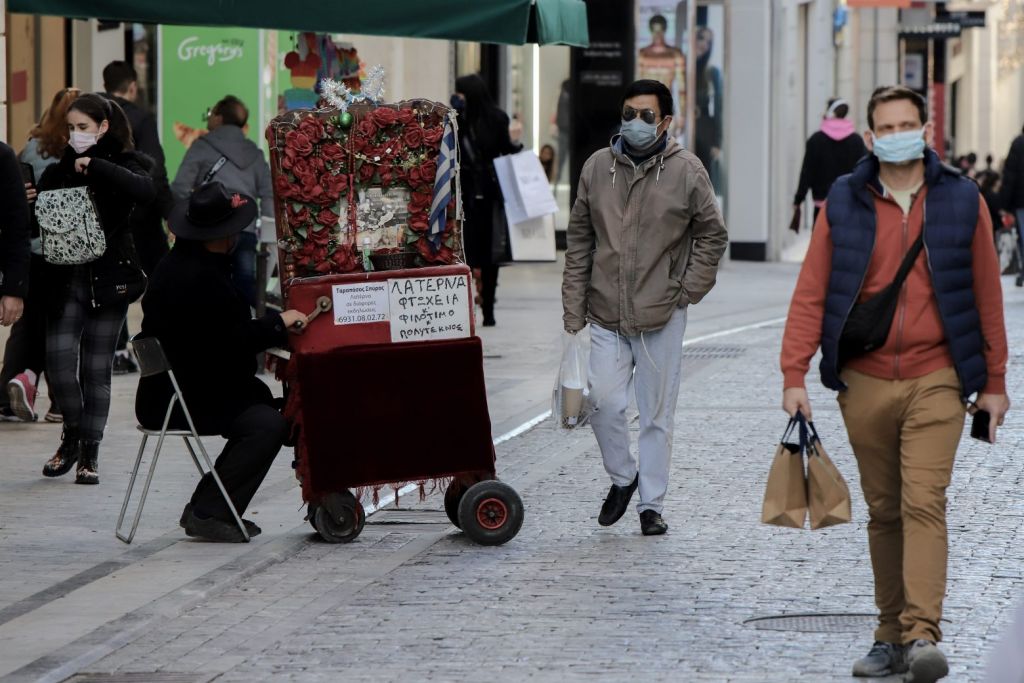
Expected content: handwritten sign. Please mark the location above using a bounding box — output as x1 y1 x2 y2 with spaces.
388 275 471 342
332 282 389 325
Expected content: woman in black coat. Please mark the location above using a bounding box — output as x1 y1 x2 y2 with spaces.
37 93 155 485
453 74 520 327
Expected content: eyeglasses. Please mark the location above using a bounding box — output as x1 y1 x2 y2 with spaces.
202 107 214 122
622 106 658 125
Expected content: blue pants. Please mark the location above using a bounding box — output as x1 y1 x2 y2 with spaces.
232 232 258 309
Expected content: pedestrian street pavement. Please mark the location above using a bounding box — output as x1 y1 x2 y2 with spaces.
1 259 1020 681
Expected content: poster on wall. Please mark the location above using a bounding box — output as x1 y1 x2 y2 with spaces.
159 26 262 179
635 0 690 141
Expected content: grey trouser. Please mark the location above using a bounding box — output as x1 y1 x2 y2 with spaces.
588 307 687 514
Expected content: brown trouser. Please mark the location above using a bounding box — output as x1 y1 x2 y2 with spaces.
837 367 966 644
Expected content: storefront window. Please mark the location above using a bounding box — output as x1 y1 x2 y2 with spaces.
695 4 726 207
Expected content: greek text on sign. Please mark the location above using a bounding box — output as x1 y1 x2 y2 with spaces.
389 275 471 342
331 282 389 325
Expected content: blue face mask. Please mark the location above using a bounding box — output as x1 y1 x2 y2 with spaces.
620 117 660 150
871 128 926 164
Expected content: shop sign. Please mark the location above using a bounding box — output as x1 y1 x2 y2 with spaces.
159 25 262 179
937 10 987 28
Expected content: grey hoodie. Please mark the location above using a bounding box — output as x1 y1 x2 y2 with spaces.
171 125 275 234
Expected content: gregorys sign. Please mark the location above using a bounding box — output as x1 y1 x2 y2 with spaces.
176 36 245 66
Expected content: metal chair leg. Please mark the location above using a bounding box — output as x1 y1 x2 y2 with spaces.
182 436 205 476
116 433 149 544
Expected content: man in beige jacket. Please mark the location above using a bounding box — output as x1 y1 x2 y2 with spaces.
561 79 728 535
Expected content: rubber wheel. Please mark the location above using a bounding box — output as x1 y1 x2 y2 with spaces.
313 492 365 543
444 480 468 529
457 480 524 546
306 503 319 530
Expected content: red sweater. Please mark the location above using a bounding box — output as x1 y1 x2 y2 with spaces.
781 185 1007 395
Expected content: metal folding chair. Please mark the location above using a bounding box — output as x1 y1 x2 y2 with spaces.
115 336 250 544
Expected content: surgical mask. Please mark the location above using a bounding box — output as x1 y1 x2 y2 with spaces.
69 131 99 155
620 117 659 150
871 128 926 164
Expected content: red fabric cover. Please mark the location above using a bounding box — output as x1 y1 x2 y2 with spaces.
289 336 495 502
285 264 474 354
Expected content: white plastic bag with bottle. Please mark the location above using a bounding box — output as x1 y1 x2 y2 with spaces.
552 331 593 431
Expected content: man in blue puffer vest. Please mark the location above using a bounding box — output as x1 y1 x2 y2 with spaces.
780 86 1010 682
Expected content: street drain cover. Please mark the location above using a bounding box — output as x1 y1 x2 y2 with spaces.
743 613 877 633
65 675 205 683
683 344 746 359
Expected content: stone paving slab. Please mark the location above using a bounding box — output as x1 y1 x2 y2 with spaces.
49 276 1024 681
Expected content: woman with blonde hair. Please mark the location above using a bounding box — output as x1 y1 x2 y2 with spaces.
0 86 80 423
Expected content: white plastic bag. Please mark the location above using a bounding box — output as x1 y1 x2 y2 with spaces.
552 331 592 431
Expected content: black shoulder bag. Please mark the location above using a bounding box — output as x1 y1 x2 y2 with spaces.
838 232 924 367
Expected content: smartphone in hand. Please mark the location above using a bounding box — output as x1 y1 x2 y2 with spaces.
970 409 992 443
19 162 35 187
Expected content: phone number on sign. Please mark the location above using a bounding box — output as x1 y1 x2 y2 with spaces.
336 313 388 324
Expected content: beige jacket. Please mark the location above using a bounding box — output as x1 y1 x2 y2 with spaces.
562 136 728 336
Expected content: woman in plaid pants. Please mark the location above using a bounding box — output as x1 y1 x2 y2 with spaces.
36 93 154 484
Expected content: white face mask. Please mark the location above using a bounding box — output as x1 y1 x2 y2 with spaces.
69 131 99 154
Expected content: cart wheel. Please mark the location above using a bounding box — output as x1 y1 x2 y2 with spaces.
313 493 365 543
444 480 468 529
457 481 524 546
306 503 319 530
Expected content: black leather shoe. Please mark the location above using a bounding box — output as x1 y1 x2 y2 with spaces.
180 503 261 537
640 510 668 536
598 474 639 526
183 509 250 542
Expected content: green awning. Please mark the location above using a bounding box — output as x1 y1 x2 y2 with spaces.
8 0 589 46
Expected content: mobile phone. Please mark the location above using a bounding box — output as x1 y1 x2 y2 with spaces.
19 162 35 187
970 409 992 443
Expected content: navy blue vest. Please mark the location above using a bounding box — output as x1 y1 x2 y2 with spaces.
821 150 987 397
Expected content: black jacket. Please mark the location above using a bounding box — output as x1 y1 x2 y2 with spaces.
106 94 173 273
794 131 868 205
135 240 288 433
999 134 1024 211
0 142 31 299
37 135 156 313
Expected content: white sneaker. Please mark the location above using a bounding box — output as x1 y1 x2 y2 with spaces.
906 639 949 682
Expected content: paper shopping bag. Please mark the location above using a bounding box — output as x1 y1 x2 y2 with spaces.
806 425 852 530
761 418 808 528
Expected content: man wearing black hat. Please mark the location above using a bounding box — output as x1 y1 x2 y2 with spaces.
136 182 305 542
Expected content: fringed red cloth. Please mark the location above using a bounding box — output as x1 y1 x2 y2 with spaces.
285 336 496 504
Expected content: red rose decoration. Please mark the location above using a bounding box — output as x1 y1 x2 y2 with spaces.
322 173 347 201
298 116 325 142
379 163 394 187
402 125 425 149
291 157 316 184
407 166 423 186
397 109 416 125
287 205 310 228
408 214 430 233
331 246 358 272
274 174 294 199
356 118 378 139
308 224 331 246
285 130 313 157
424 127 443 146
371 107 399 127
316 207 340 228
358 163 376 183
321 142 345 163
409 191 432 212
281 154 295 171
420 159 438 183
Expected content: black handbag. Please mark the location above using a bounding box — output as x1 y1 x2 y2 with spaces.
838 232 924 366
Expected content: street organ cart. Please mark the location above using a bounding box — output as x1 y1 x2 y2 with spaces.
266 91 524 545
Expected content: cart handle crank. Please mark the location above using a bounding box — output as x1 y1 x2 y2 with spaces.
293 296 332 330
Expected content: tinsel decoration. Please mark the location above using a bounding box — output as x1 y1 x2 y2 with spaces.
319 64 387 113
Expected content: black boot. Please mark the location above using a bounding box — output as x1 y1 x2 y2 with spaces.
75 440 99 485
42 426 80 478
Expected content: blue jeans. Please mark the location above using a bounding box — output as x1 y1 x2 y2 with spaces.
232 232 258 309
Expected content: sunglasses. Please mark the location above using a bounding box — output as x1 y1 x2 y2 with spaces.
622 106 658 125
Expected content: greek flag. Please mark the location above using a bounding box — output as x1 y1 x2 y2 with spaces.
428 115 458 248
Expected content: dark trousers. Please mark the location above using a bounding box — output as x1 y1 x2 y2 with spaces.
0 255 54 410
190 403 288 521
479 265 499 322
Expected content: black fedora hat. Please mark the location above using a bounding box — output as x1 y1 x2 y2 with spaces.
169 181 258 240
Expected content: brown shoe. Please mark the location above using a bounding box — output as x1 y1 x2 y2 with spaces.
42 427 80 478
